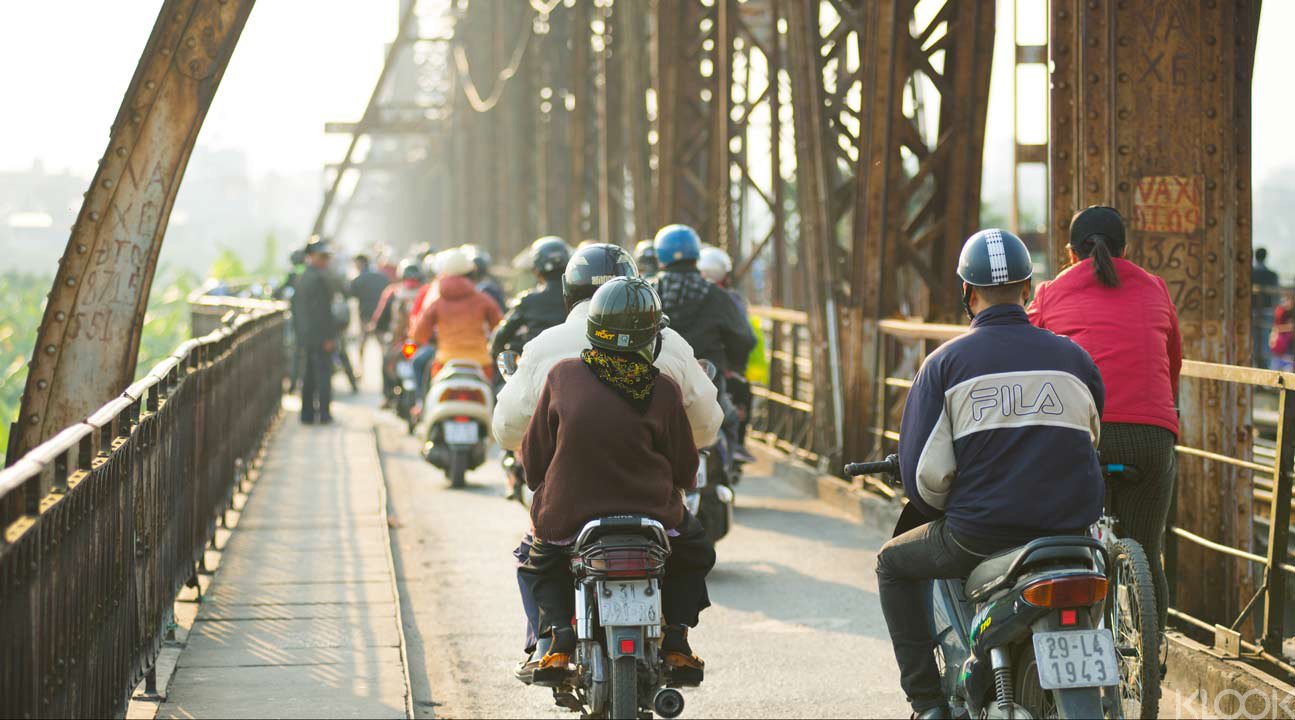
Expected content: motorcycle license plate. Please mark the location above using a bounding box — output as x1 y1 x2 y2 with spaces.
1031 629 1119 690
443 421 479 445
597 580 661 627
396 361 415 380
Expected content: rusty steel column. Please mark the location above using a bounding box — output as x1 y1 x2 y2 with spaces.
653 0 717 234
10 0 254 464
1051 0 1260 625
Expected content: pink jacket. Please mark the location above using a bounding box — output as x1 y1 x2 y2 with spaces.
1028 258 1182 436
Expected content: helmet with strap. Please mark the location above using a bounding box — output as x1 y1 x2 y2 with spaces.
563 243 639 310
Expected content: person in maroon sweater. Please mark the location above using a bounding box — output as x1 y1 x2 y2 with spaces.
518 277 716 687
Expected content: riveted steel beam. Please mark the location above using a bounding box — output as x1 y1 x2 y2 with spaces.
1051 0 1261 626
10 0 254 465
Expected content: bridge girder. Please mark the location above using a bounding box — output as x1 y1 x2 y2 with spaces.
10 0 253 464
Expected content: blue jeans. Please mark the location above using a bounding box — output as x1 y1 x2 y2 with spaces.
411 344 437 398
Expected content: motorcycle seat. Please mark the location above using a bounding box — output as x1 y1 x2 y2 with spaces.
573 515 669 552
964 536 1100 603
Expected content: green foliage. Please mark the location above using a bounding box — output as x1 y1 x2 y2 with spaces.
208 248 249 282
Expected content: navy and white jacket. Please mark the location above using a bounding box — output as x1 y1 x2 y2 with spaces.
898 304 1105 545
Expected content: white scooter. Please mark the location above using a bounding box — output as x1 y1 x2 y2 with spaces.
421 360 494 488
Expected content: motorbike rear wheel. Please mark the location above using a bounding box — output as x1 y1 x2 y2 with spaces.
448 450 467 489
610 656 637 720
1015 643 1060 718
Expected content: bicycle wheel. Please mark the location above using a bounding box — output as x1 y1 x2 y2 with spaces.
1107 537 1161 719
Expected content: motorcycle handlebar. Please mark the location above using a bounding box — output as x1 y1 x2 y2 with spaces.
844 454 899 479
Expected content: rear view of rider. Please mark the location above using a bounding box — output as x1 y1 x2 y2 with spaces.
876 229 1105 719
464 244 507 312
653 225 755 384
409 247 504 380
518 277 715 687
490 236 572 360
634 239 660 278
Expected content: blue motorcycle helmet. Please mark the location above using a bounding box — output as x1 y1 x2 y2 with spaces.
956 228 1033 320
653 224 702 267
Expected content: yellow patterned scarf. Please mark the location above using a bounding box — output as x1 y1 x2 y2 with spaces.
581 348 660 412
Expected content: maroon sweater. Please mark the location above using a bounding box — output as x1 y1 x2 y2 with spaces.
521 358 699 541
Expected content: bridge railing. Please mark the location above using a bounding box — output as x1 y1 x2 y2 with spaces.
747 306 820 462
871 318 1295 678
0 300 287 717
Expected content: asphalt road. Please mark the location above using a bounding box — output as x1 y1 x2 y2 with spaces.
375 413 910 719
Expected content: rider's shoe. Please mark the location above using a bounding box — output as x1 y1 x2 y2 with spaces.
532 629 575 687
661 625 705 686
911 705 952 720
514 637 551 685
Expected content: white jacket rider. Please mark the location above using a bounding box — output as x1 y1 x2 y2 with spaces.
492 300 724 451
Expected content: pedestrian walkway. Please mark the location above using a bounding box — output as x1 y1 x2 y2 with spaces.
155 396 411 719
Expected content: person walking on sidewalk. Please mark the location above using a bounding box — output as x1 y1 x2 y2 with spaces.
294 238 341 424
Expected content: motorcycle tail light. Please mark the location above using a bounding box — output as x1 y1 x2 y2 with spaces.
401 342 418 359
441 388 485 404
1060 609 1079 626
590 549 653 578
1022 575 1108 608
619 639 636 654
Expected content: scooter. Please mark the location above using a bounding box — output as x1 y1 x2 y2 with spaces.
543 516 690 720
686 447 735 544
496 352 533 507
421 360 494 488
847 455 1116 719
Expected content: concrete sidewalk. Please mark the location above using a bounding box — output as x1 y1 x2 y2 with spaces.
155 396 411 719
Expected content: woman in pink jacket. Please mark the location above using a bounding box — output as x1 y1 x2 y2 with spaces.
1027 205 1182 641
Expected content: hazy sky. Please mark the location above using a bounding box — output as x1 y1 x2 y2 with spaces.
0 1 396 178
0 1 1291 184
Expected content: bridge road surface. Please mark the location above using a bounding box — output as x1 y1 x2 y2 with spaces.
375 412 911 718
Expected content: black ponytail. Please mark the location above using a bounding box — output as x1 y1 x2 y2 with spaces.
1088 236 1120 288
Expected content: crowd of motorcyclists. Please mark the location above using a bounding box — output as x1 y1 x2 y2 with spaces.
275 202 1183 719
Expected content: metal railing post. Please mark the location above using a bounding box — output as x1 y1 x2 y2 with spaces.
1262 387 1295 653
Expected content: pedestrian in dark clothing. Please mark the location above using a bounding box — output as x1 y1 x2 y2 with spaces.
294 239 340 424
1253 247 1280 368
351 254 392 370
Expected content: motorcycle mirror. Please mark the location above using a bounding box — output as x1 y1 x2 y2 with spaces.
497 351 520 380
698 359 718 381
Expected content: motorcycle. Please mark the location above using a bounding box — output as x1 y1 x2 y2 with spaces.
390 341 420 435
686 361 736 543
421 360 494 488
685 447 735 544
847 455 1117 719
547 515 689 720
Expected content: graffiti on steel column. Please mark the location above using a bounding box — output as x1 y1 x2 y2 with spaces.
1129 175 1204 314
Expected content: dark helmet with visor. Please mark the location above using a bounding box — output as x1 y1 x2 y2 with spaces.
586 277 663 354
563 243 639 310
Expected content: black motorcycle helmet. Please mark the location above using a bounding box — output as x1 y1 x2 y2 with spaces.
634 239 659 276
563 243 639 310
398 259 424 282
586 277 662 355
530 236 572 276
956 228 1033 320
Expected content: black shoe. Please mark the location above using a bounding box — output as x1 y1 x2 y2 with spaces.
661 625 704 686
911 706 951 720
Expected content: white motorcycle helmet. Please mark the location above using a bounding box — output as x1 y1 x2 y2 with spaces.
697 246 733 284
435 247 475 278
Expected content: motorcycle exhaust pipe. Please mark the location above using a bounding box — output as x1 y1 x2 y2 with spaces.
653 688 684 719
